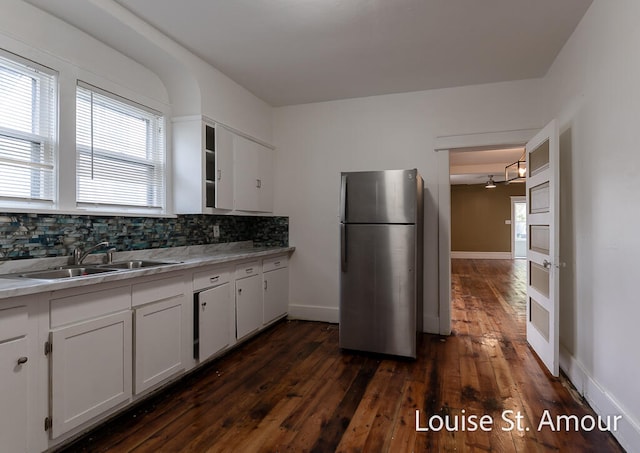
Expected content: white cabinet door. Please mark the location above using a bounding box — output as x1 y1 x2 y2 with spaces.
263 267 288 325
257 145 274 212
197 283 231 362
50 310 132 438
234 135 273 212
173 119 236 213
236 274 262 339
0 336 28 453
215 125 235 210
134 296 185 394
234 135 260 212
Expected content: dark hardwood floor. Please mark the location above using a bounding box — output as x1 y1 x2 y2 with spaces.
58 259 624 452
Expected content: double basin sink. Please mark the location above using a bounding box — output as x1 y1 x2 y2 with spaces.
7 260 178 280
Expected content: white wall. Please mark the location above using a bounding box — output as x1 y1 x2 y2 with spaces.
0 0 171 213
545 0 640 450
53 0 274 144
273 79 546 326
0 1 168 108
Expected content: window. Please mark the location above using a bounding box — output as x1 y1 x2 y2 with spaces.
0 50 57 206
76 82 165 212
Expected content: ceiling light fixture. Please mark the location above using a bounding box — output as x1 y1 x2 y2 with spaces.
485 175 496 189
505 159 526 182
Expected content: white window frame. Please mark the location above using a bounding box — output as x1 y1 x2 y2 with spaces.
0 49 57 209
75 81 166 214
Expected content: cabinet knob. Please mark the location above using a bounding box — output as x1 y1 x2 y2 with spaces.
202 302 207 309
17 357 28 365
238 288 242 294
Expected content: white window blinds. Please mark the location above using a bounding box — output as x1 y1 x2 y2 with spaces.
0 51 57 205
76 82 165 212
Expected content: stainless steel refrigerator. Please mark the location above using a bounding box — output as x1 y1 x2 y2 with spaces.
339 169 424 359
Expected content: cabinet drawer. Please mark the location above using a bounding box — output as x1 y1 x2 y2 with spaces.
132 274 185 307
263 255 288 272
0 305 28 342
193 267 230 291
51 286 131 329
235 261 260 279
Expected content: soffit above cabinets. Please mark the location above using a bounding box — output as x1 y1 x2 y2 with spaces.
25 0 592 106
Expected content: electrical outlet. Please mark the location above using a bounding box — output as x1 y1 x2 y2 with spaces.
213 225 220 238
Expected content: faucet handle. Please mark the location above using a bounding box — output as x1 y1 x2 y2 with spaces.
105 248 117 264
72 247 82 266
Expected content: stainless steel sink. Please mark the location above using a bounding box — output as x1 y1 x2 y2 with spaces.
0 260 178 280
97 260 177 270
13 267 118 280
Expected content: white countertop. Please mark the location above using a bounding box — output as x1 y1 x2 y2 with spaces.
0 242 294 300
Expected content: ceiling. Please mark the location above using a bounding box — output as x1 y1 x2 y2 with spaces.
450 146 525 185
24 0 593 107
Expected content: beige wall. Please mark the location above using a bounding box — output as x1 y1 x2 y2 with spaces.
451 183 525 252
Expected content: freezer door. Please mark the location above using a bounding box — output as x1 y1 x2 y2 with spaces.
339 224 417 358
340 169 418 224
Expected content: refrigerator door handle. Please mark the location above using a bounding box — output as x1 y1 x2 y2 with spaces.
340 224 347 272
340 174 347 222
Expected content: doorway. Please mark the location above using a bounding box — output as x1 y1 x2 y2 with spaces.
434 128 539 335
511 196 527 259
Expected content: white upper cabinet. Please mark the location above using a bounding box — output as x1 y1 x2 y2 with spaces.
234 135 274 212
173 118 235 213
173 117 274 214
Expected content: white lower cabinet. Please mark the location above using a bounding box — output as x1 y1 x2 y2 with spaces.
133 275 187 394
197 283 231 362
0 337 29 452
0 251 290 452
235 262 263 340
134 298 185 394
262 256 289 325
0 315 29 452
50 310 132 438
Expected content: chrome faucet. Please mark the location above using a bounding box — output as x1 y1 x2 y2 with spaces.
72 241 110 266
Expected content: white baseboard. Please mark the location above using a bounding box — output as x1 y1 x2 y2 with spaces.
451 251 512 259
560 345 640 452
288 304 339 323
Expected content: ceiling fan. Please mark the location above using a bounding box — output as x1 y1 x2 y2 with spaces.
485 175 497 189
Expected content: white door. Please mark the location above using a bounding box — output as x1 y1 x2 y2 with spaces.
511 197 527 259
263 267 288 324
236 274 262 339
51 311 132 438
198 283 231 361
134 297 185 394
525 120 560 376
0 336 28 452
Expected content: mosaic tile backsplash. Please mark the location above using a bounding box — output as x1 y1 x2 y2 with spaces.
0 213 288 260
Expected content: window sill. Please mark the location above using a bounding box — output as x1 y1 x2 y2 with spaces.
0 205 177 219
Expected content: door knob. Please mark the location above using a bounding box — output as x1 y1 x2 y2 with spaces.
543 260 552 269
